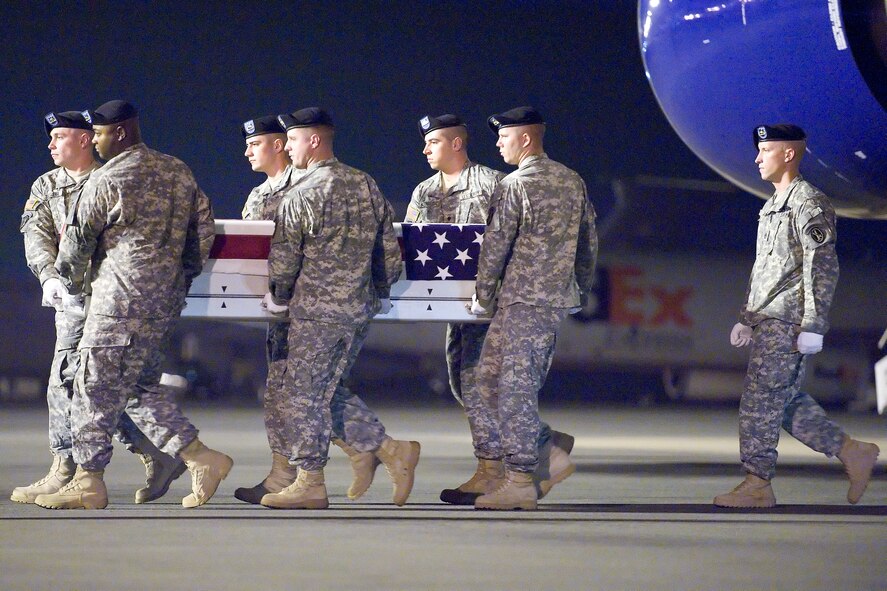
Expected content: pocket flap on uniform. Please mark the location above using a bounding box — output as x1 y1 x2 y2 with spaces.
80 331 131 348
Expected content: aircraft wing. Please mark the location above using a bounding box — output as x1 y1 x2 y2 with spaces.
183 220 487 323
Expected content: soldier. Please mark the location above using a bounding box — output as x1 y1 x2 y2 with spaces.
470 106 597 510
13 110 184 506
404 113 508 504
34 100 232 510
258 107 420 509
232 115 301 503
713 124 879 508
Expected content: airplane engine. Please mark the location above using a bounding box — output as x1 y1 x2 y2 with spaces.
638 0 887 219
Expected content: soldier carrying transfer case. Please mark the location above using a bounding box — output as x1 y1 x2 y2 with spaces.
469 106 598 510
232 114 302 504
258 107 420 509
404 113 510 504
713 124 879 508
34 100 232 510
13 109 184 506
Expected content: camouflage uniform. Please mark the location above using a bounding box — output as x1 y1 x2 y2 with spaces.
55 143 215 471
244 164 386 455
21 165 146 457
737 175 845 480
268 158 401 470
242 165 301 456
475 153 597 472
406 161 503 458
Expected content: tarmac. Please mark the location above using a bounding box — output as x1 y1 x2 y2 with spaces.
1 403 885 590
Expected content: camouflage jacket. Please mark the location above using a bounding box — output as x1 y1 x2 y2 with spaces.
21 164 99 286
55 143 215 318
405 161 503 223
740 175 838 334
268 158 402 324
475 153 597 309
242 165 303 220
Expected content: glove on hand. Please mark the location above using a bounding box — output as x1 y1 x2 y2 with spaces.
468 293 491 316
41 278 67 311
378 298 392 315
261 292 289 316
730 323 753 347
797 332 823 355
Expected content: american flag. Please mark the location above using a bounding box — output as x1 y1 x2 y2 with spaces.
400 223 485 281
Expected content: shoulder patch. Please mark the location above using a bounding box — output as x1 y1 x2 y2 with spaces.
808 225 827 244
24 196 40 211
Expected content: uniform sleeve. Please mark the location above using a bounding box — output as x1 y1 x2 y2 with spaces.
475 181 521 307
54 179 110 295
404 184 425 223
241 187 259 220
797 200 838 333
21 178 60 285
574 183 598 297
371 179 402 296
268 197 304 303
183 186 215 286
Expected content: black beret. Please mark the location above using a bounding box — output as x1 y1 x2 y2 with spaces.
417 114 466 137
753 124 807 147
85 100 139 126
277 107 334 131
44 111 92 137
242 115 286 138
487 106 545 133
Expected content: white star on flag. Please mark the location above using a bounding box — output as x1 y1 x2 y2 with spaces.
414 249 431 266
454 248 472 265
435 265 453 280
473 231 484 246
432 232 450 249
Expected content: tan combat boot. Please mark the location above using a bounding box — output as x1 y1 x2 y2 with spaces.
440 458 505 505
134 449 187 504
34 466 108 510
713 474 776 508
534 430 576 499
11 455 76 503
179 438 233 508
838 437 880 504
475 470 538 510
234 452 298 504
375 436 421 506
260 469 329 509
333 438 381 500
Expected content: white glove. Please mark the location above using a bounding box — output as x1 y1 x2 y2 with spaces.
797 332 823 355
261 292 289 316
41 278 67 311
378 298 392 314
730 323 753 347
468 293 491 316
62 293 88 318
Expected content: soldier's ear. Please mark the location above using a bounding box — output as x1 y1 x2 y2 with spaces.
116 125 127 141
452 136 464 152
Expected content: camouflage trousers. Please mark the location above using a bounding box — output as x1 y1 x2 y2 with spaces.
72 314 199 471
264 320 385 458
739 319 846 480
446 322 497 458
279 319 386 471
477 303 567 472
47 309 144 457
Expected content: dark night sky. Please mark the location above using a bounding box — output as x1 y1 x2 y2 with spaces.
2 1 881 281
